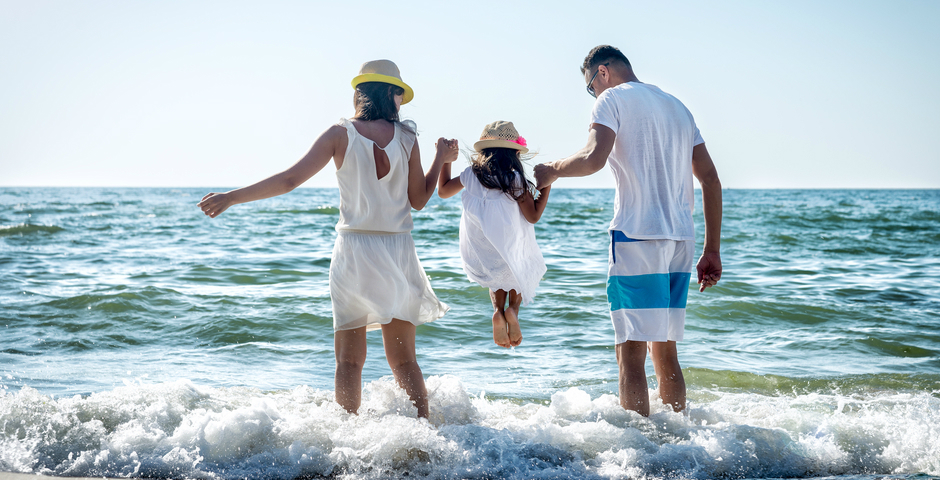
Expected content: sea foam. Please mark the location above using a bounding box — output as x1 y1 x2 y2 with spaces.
1 375 937 479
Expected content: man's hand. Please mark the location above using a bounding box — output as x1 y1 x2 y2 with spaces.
696 251 722 292
534 162 559 189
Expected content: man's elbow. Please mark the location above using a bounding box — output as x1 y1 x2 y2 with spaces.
698 171 721 190
585 152 607 174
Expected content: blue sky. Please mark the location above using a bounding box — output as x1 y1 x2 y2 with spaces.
1 0 938 188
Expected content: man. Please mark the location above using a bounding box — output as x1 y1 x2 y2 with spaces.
534 45 722 416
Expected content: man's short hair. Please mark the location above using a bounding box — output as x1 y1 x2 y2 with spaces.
581 45 631 74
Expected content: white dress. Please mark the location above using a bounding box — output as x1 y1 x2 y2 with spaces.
330 118 448 331
458 167 547 305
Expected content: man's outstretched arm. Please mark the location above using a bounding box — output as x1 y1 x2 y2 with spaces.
692 143 722 291
534 124 616 188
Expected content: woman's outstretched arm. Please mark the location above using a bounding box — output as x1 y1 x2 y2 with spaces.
198 125 346 218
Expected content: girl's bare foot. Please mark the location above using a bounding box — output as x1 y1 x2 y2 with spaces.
492 310 511 348
505 306 522 347
505 290 523 347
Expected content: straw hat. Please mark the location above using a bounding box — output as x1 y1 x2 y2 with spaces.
473 121 529 153
351 59 414 105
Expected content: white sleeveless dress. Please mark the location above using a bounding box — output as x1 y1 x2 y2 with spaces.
458 167 547 305
329 118 448 331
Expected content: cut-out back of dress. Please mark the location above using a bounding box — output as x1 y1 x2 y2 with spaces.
335 117 416 234
350 120 394 181
373 144 390 180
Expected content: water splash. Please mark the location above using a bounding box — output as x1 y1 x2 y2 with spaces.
1 376 937 479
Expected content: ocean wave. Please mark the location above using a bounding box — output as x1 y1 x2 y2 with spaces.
1 375 937 479
684 368 940 396
257 206 340 215
41 287 184 314
0 223 64 237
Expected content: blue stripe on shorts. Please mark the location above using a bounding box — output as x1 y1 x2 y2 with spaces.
607 272 691 310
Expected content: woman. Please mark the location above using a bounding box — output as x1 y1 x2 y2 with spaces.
198 60 455 418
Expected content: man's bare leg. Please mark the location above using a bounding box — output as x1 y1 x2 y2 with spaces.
490 289 511 348
505 289 523 347
650 340 686 413
616 340 650 416
334 327 368 414
382 319 429 418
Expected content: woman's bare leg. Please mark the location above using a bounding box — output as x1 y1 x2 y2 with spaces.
505 289 523 347
490 289 510 348
334 327 368 414
650 341 686 413
382 319 429 418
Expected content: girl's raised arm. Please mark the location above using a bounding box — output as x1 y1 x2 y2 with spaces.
198 125 347 218
437 161 463 199
518 185 552 224
408 138 458 210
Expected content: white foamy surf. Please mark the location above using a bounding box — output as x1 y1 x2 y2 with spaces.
1 375 937 479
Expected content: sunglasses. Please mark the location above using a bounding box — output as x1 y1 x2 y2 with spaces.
586 63 609 98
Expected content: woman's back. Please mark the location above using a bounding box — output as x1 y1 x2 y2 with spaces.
335 118 416 233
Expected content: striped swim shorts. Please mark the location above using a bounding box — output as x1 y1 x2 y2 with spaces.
607 231 695 344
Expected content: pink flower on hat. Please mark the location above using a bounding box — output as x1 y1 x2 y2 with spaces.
513 136 527 147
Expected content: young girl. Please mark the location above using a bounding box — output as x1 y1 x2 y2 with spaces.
437 121 551 348
198 60 455 418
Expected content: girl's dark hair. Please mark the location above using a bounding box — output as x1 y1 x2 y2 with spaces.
471 148 536 202
353 82 405 122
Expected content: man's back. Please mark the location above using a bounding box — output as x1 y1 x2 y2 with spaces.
591 82 704 241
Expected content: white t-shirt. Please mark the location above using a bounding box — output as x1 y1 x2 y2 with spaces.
591 82 704 240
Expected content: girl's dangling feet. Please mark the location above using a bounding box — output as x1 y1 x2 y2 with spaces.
490 289 511 348
505 289 523 347
492 309 511 348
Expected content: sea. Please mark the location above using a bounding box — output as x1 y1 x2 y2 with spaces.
1 187 938 480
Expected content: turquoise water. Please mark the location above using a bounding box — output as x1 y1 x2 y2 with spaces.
1 187 938 479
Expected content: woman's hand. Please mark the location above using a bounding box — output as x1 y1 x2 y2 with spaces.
198 192 235 218
435 138 459 163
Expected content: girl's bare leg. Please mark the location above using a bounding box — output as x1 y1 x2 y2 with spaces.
382 319 429 418
505 289 523 347
490 289 510 348
334 327 368 414
650 340 686 413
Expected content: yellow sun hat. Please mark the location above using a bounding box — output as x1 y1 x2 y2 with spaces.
473 121 529 154
350 59 414 105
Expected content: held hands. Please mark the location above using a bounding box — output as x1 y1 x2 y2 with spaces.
198 192 234 218
534 162 559 189
696 251 722 292
435 138 459 164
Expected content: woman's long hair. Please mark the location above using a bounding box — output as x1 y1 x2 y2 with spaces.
352 81 415 134
470 148 536 201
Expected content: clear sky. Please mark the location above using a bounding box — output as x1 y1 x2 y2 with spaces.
2 0 938 189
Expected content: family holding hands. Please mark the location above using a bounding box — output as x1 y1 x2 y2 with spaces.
197 45 723 419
